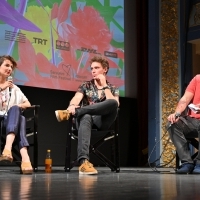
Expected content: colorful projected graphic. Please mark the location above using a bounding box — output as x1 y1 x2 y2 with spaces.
0 0 124 96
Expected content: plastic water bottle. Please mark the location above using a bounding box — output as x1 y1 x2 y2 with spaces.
45 150 52 173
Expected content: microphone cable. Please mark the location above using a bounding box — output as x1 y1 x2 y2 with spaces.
148 122 177 173
2 76 13 117
1 88 12 119
148 129 175 172
4 88 12 117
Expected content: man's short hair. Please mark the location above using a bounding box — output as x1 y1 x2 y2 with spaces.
0 55 17 69
90 55 109 74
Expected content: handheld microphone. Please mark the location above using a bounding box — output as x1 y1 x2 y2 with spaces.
7 76 13 96
175 112 181 119
169 112 181 128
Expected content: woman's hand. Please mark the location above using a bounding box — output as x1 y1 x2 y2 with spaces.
1 80 13 90
17 104 24 109
17 100 31 110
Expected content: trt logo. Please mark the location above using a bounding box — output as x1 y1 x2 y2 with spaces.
33 37 47 45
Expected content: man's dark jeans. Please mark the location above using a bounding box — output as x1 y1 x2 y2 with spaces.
75 99 118 162
167 116 200 164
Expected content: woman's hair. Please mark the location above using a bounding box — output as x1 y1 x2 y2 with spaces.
90 55 109 74
0 55 17 69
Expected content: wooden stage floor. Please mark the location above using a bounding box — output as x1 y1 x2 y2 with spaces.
0 166 198 200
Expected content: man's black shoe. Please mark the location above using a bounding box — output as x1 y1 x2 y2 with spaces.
176 163 194 174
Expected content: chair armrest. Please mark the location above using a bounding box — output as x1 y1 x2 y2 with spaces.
23 105 40 114
22 105 40 122
24 105 40 111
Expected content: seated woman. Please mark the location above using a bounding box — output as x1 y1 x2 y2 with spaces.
0 55 33 174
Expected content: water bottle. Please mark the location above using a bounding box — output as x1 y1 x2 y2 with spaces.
45 149 52 173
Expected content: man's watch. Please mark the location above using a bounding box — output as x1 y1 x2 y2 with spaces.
102 86 110 90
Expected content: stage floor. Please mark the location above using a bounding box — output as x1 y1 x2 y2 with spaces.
0 166 199 199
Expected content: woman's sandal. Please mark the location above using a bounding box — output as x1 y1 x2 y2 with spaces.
21 162 33 175
0 149 13 163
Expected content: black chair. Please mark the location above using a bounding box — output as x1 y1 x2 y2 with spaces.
64 112 120 173
0 105 40 172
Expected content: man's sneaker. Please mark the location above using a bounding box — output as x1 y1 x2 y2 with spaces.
176 163 194 174
79 160 98 175
192 164 200 174
55 110 71 122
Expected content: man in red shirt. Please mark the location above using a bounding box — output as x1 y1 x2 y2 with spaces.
168 75 200 174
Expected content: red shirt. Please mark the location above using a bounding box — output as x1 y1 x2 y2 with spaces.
186 75 200 119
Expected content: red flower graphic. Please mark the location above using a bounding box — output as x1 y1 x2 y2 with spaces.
61 6 112 53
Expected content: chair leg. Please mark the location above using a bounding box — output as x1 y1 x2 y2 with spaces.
188 138 199 149
191 152 198 160
0 134 5 155
91 147 117 171
89 130 120 172
0 119 3 154
33 106 39 172
176 152 180 169
114 114 120 172
114 131 120 172
65 119 72 172
12 144 21 168
33 132 38 172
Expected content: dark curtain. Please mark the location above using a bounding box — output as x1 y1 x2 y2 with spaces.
181 0 193 92
136 0 148 166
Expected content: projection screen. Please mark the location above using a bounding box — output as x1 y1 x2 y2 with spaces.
0 0 124 96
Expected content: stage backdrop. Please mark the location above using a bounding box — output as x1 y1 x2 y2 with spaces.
0 0 124 96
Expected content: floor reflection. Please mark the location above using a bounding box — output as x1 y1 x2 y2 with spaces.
144 172 200 199
20 175 33 199
79 174 98 189
45 173 52 196
1 179 12 200
79 175 98 199
0 168 200 199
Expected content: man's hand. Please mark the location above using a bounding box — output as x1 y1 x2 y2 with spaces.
94 74 107 86
167 113 180 124
67 105 80 115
